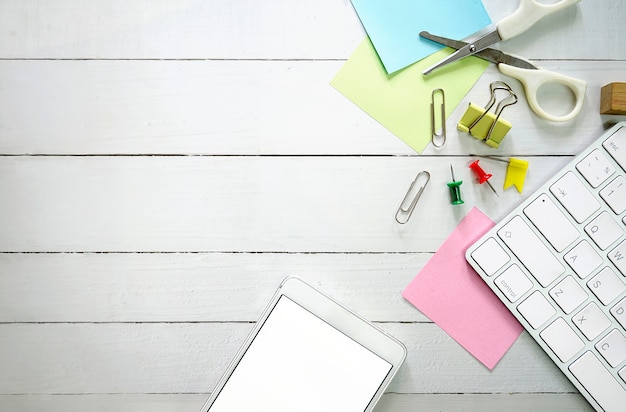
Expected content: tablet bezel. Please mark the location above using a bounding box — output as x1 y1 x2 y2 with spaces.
200 276 407 412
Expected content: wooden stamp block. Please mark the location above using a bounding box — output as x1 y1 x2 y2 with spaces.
600 82 626 115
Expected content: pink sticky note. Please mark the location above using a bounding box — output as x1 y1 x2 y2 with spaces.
402 207 523 369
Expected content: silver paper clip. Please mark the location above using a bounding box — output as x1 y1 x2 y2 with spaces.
431 88 446 148
395 170 431 224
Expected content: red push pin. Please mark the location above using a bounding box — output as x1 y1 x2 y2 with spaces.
469 160 499 197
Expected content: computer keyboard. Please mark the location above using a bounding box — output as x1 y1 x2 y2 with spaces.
466 122 626 412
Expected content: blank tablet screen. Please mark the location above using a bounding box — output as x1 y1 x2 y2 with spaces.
208 295 393 412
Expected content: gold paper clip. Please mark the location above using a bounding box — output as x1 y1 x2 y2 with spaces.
458 81 518 148
431 88 446 148
395 171 431 224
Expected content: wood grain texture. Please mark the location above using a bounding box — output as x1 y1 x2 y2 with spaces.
601 82 626 115
0 253 427 323
0 156 571 252
0 0 623 60
0 323 573 394
0 60 624 156
1 0 626 410
0 394 593 412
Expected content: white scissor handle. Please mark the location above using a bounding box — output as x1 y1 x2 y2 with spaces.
498 0 581 41
498 63 587 122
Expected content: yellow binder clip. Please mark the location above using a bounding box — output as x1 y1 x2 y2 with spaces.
458 81 518 148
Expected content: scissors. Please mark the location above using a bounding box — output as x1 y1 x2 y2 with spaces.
420 31 587 122
423 0 581 75
421 0 587 122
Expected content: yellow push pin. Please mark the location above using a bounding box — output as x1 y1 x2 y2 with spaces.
504 157 529 193
470 154 529 193
458 81 518 148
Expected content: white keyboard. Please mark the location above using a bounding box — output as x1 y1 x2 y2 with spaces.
466 122 626 412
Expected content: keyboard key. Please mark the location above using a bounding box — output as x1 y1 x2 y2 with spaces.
603 125 626 172
588 267 626 305
498 216 564 287
620 366 626 384
577 149 616 188
551 171 601 223
549 276 588 314
524 194 579 252
569 351 626 412
469 237 510 277
540 317 584 362
494 265 533 303
601 176 626 215
585 211 624 250
518 291 556 329
609 240 626 276
574 302 611 340
564 240 603 279
596 329 626 367
611 297 626 329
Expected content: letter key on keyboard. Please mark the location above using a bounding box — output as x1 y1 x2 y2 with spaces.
585 211 624 250
565 240 603 279
467 123 626 412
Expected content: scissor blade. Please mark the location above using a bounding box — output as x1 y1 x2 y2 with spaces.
422 30 501 74
421 46 474 75
420 31 538 72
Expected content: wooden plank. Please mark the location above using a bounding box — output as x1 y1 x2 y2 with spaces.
0 156 570 253
0 323 573 394
0 0 363 60
0 395 208 412
0 60 624 155
0 252 428 323
0 393 593 412
375 393 592 412
0 59 407 156
0 0 623 61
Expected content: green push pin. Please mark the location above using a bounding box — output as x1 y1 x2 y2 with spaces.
447 164 464 205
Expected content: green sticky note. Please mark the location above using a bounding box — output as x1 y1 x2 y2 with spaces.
331 37 489 153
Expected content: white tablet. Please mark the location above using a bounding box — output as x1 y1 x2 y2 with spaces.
200 277 406 412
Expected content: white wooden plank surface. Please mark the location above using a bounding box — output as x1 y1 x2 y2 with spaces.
0 0 623 61
0 253 427 323
1 0 625 411
0 156 570 252
0 323 574 394
0 60 624 155
0 394 593 412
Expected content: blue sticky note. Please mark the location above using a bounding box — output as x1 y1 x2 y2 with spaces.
351 0 492 74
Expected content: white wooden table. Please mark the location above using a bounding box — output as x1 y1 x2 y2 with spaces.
1 1 625 411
